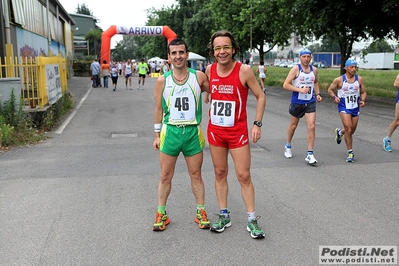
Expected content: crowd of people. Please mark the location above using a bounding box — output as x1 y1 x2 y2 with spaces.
91 31 398 240
90 58 173 90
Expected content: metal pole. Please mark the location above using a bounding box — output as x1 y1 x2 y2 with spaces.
250 0 253 66
3 0 11 44
46 0 51 55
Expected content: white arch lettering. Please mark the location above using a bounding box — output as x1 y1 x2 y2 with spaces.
101 25 177 65
117 26 163 36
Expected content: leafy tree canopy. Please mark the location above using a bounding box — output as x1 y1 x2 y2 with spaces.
362 39 395 55
76 3 92 16
292 0 399 73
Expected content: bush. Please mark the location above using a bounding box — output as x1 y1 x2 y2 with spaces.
0 88 74 150
73 60 93 77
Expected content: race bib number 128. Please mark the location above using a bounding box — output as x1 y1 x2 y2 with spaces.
210 99 236 127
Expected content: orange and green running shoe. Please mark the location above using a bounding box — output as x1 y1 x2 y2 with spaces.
152 211 170 231
194 209 211 229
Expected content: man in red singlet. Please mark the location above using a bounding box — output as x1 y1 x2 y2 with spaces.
205 30 266 239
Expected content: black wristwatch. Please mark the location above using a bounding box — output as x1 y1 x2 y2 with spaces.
253 121 262 127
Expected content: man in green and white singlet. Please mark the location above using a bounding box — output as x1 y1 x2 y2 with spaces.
152 38 210 231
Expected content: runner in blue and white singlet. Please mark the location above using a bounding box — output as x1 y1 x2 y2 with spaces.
282 48 322 164
291 64 316 104
327 59 367 162
336 73 361 116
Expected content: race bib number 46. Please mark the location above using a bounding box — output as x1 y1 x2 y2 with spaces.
210 100 236 127
169 94 195 123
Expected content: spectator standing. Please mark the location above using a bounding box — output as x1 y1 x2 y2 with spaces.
160 60 170 75
90 59 101 88
101 60 110 88
132 60 137 77
200 62 205 73
156 61 161 73
118 61 123 76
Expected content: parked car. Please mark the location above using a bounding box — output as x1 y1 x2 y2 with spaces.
279 61 289 68
312 61 327 68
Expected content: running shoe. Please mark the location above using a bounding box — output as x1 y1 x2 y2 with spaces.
194 209 211 229
284 145 292 158
152 211 170 231
383 137 392 152
210 214 231 233
346 152 354 163
335 128 343 144
247 216 265 239
305 153 317 165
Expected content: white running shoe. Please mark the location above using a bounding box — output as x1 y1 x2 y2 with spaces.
284 145 292 158
305 153 317 165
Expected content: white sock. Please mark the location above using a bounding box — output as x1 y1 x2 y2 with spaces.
247 212 256 222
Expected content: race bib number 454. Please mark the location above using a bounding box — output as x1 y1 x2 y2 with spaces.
210 100 236 127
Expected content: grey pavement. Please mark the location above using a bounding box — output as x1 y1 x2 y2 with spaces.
1 73 399 265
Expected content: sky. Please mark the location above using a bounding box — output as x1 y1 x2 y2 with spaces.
59 0 177 48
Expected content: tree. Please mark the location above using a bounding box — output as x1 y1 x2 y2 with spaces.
76 3 93 16
292 0 399 74
208 0 295 62
85 28 102 58
319 37 340 52
362 39 395 55
74 3 102 58
183 0 214 60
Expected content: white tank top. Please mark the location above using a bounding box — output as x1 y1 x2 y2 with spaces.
125 64 132 75
258 65 265 75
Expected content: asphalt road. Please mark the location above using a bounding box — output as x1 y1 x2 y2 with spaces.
1 73 398 265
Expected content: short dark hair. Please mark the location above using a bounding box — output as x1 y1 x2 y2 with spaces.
168 38 188 54
208 30 240 60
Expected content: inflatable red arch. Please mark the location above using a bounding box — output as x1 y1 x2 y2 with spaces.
101 25 177 64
